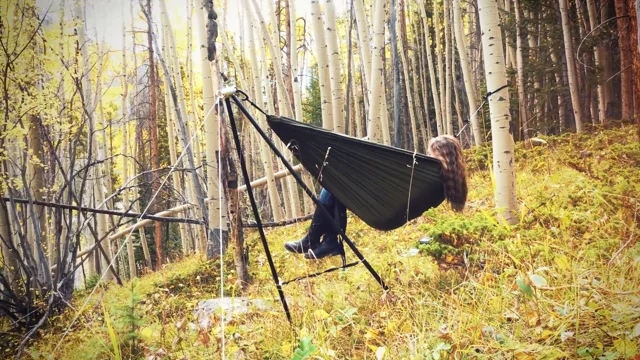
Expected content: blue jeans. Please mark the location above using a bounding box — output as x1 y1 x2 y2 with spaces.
318 188 346 229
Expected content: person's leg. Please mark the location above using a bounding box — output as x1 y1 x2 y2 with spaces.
305 195 347 260
284 188 333 254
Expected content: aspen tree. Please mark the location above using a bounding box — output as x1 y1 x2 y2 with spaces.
586 0 606 123
478 0 518 224
368 0 391 144
324 0 346 134
196 0 229 251
559 0 584 132
418 1 443 140
121 7 136 277
130 1 152 267
310 0 335 131
514 0 528 139
453 0 483 144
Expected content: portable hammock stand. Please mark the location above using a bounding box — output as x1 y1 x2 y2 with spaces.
219 87 447 323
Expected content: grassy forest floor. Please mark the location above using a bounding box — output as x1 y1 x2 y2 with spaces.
14 124 640 359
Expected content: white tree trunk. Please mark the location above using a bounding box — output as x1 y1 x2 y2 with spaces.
434 0 445 135
453 0 483 145
129 1 152 267
478 0 518 225
196 0 229 244
398 41 418 151
310 0 335 131
367 0 391 144
121 11 136 278
586 0 606 123
289 0 313 215
444 0 453 135
324 0 346 134
559 0 584 132
550 49 567 133
354 0 372 89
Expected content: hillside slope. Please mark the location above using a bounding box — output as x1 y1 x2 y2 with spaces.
21 125 640 359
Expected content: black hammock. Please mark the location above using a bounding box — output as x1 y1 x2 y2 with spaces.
267 115 446 231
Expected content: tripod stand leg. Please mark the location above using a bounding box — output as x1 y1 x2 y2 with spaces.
223 98 292 323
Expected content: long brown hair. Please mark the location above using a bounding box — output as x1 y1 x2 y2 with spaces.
428 135 468 212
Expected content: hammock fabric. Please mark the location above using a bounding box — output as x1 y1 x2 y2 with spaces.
267 115 446 231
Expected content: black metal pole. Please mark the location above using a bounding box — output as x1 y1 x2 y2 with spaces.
223 98 292 323
231 95 389 291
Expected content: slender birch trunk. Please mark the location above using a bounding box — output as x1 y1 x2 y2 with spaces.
550 49 567 134
478 0 518 225
121 11 136 278
288 0 313 215
367 0 391 144
434 0 445 136
130 1 152 267
418 1 444 140
453 0 483 144
354 0 372 89
310 0 335 131
196 0 229 252
586 0 606 123
324 0 346 134
398 37 418 151
75 0 99 276
559 0 584 132
444 0 453 135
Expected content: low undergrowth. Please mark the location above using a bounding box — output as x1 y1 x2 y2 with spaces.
14 125 640 359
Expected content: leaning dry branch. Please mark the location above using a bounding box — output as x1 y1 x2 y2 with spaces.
0 197 204 225
243 213 313 229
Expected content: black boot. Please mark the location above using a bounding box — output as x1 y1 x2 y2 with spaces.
284 206 331 254
304 207 347 260
304 233 345 259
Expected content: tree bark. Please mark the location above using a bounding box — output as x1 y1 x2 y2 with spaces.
444 0 453 135
628 0 639 134
196 0 229 256
418 1 444 141
130 1 152 268
146 0 163 268
309 0 334 131
478 0 518 225
514 0 528 139
586 0 607 123
354 0 372 89
121 9 136 278
367 0 391 144
391 0 402 147
559 0 584 132
324 0 347 134
434 0 445 135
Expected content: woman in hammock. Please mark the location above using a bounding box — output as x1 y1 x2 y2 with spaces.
285 135 469 260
